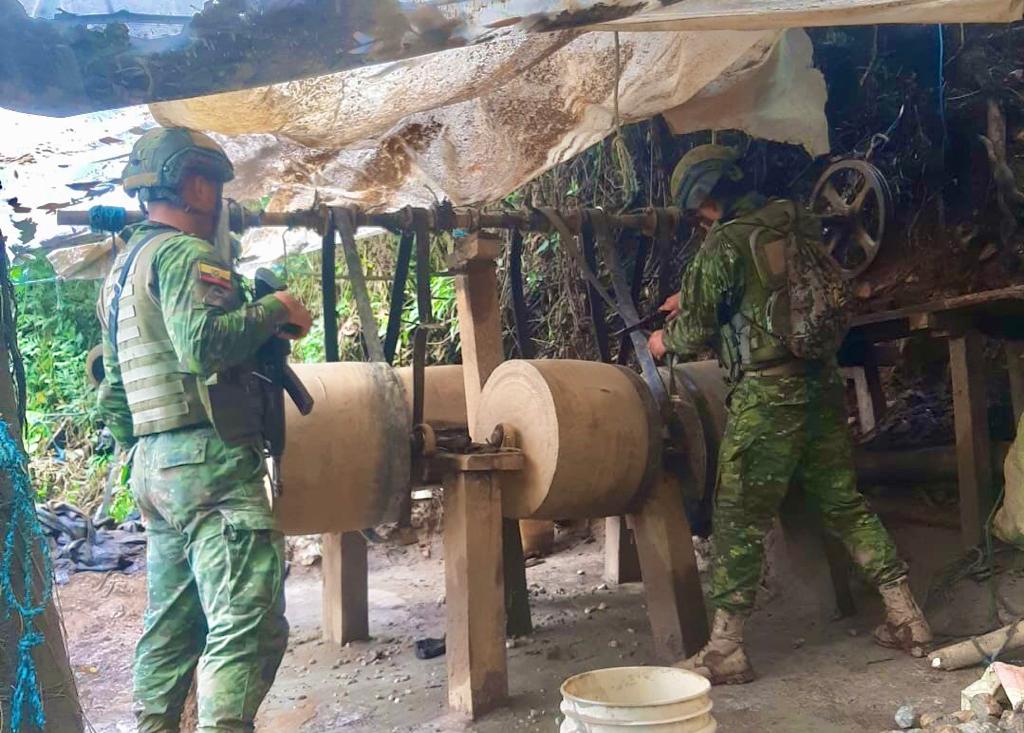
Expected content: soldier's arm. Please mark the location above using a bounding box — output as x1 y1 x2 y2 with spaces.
662 232 743 358
152 234 289 378
96 343 136 447
95 299 136 447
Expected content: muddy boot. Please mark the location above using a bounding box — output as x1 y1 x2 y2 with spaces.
675 609 755 685
874 576 933 657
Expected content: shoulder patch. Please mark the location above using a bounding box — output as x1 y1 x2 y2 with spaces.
197 261 232 288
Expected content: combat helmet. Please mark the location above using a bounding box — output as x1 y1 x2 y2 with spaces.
122 127 234 204
669 144 743 212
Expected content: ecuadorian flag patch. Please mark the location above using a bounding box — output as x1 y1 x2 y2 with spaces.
197 261 232 288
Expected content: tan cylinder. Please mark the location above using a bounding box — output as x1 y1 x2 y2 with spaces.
475 359 661 520
273 362 411 535
394 365 467 429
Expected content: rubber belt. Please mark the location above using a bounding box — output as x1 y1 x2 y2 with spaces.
384 231 414 365
336 209 385 362
508 229 536 359
321 218 339 363
616 232 649 366
590 210 669 411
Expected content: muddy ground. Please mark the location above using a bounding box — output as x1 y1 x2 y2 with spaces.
63 512 1018 733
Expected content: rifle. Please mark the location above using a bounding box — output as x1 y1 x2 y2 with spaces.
254 268 315 496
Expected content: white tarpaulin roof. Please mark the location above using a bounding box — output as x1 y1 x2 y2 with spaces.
1 0 1019 277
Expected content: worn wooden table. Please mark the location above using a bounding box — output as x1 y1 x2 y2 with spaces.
842 285 1024 548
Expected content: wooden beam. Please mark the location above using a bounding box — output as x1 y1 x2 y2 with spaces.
1007 341 1024 428
630 473 709 661
321 532 369 644
842 367 877 435
451 231 532 639
950 330 994 548
604 516 642 585
444 470 508 719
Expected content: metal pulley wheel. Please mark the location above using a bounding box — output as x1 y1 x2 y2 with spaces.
810 159 893 279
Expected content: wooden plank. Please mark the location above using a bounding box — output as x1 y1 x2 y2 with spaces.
1007 341 1024 427
604 516 642 585
630 473 709 661
861 343 887 424
322 531 369 644
444 471 508 718
950 330 994 548
452 230 532 639
850 285 1024 329
432 450 525 473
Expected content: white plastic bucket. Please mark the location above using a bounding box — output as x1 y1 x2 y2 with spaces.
559 666 715 732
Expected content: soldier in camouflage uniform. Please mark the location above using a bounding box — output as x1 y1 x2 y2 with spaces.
648 145 931 684
96 128 312 731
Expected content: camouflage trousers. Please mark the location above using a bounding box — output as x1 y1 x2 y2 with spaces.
130 425 288 733
709 367 907 614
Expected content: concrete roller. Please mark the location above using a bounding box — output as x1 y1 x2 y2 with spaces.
474 359 662 520
274 362 411 535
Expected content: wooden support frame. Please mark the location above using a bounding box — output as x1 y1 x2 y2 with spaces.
322 531 369 644
629 473 709 661
950 329 994 549
439 450 524 719
604 516 642 585
451 231 532 639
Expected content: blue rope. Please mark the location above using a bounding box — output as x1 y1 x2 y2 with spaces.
88 205 127 234
0 420 52 732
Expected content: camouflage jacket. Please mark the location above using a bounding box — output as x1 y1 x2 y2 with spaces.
97 222 288 446
663 194 823 375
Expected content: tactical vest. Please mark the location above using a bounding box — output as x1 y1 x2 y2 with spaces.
713 199 809 374
101 230 210 436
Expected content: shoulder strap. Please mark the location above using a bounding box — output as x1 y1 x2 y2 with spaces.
108 229 176 349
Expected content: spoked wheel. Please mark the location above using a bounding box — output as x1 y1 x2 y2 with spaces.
810 159 892 279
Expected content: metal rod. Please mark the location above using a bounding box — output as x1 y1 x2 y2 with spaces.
54 205 680 239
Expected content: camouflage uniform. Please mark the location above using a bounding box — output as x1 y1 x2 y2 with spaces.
663 194 907 615
98 221 290 733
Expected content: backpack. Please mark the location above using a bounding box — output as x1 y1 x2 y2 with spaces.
746 201 851 361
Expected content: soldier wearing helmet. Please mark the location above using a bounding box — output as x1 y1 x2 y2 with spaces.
649 143 931 684
97 127 311 732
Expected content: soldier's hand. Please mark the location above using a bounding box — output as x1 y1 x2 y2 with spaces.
272 292 313 339
659 293 681 321
648 329 668 360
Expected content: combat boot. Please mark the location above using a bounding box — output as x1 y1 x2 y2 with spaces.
874 576 933 656
676 609 754 685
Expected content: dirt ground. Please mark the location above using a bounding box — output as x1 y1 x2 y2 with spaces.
62 514 1016 733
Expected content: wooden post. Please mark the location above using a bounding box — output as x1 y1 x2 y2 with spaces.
842 367 877 435
950 329 994 548
630 473 709 661
862 342 888 424
604 516 642 584
443 469 509 719
319 217 370 644
451 231 532 637
1007 341 1024 428
322 531 369 643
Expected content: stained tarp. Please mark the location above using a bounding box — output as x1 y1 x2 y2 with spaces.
154 28 825 214
3 0 1021 276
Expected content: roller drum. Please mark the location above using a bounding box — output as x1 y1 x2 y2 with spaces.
475 359 661 520
274 362 411 535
